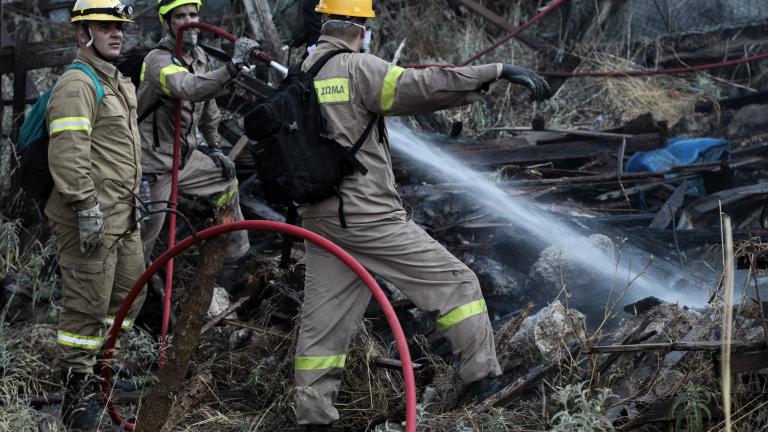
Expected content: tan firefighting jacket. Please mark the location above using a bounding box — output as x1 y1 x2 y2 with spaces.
45 49 142 234
300 36 501 221
137 34 234 173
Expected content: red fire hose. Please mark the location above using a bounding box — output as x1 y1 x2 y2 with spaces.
102 221 418 431
161 22 287 365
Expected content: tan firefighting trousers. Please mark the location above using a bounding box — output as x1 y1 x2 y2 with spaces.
52 222 146 374
140 150 250 261
295 211 501 425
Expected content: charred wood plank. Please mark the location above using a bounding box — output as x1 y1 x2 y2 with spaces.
471 345 581 413
11 23 29 143
696 90 768 113
372 356 424 371
729 348 768 374
452 133 662 166
587 340 768 354
242 0 281 63
0 41 75 75
239 195 285 222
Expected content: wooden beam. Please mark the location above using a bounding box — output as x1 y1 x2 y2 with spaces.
449 133 662 166
242 0 281 63
586 340 768 354
0 41 75 74
12 23 29 143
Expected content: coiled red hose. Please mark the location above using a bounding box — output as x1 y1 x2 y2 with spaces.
102 221 417 432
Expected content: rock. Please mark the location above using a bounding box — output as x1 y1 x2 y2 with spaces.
623 296 666 315
496 300 586 372
207 285 238 320
470 256 528 300
526 234 616 312
1 272 48 322
726 104 768 138
228 328 251 351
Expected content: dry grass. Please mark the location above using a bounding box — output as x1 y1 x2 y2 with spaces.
543 53 703 128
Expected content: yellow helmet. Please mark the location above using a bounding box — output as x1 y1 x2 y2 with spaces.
158 0 202 23
71 0 133 23
315 0 375 18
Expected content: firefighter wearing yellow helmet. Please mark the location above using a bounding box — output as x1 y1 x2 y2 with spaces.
133 0 261 280
315 0 375 17
46 0 145 428
291 1 550 430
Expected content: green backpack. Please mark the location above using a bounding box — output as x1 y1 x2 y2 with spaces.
17 63 104 200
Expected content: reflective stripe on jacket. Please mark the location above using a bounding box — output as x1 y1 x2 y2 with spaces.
45 49 142 234
299 35 501 221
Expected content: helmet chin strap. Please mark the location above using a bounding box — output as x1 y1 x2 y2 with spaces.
83 22 112 62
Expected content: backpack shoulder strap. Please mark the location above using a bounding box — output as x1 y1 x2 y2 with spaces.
66 63 104 105
306 48 351 78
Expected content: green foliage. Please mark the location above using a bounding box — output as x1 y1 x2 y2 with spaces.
549 382 615 432
0 401 40 432
672 382 711 432
20 237 59 305
0 219 21 275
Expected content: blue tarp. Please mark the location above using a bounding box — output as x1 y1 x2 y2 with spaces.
626 137 729 173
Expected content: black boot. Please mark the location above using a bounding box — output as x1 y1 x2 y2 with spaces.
304 425 333 432
61 371 104 429
462 375 501 403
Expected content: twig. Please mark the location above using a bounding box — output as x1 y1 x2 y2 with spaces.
222 319 290 339
721 212 734 432
200 295 251 334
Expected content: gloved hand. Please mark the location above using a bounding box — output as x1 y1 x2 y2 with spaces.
500 64 551 101
200 143 236 179
230 37 261 70
77 203 105 254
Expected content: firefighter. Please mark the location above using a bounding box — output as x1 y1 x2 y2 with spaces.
46 0 144 427
293 0 551 429
136 0 259 264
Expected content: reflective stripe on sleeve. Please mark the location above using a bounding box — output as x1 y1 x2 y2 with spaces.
140 62 147 82
295 354 346 371
57 330 104 350
314 77 351 104
436 299 488 332
105 315 134 331
212 179 238 208
159 64 188 96
49 117 92 136
380 66 405 115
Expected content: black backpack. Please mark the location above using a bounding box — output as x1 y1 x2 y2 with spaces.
244 48 379 226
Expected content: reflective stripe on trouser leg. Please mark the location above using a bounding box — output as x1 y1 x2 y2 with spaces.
436 299 488 331
57 331 104 350
53 223 116 374
301 215 501 386
105 315 134 331
294 239 372 425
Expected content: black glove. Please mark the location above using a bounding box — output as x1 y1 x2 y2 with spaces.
500 64 551 101
200 144 236 179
